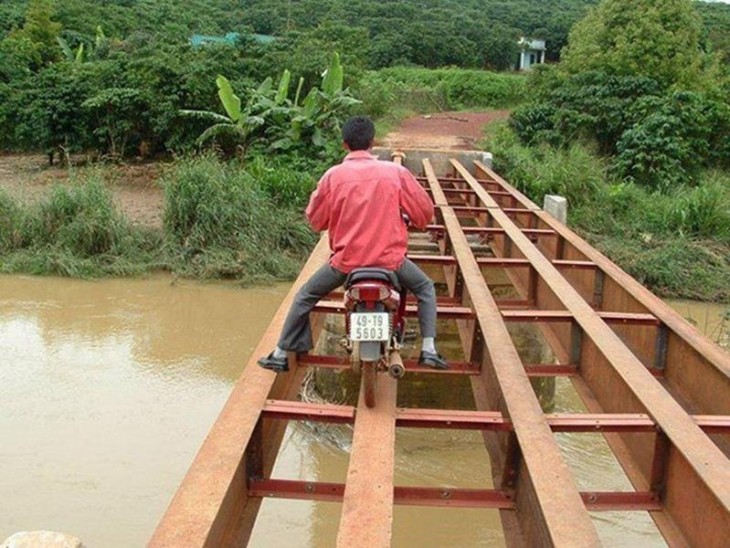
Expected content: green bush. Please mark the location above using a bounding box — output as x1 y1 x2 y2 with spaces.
613 92 718 189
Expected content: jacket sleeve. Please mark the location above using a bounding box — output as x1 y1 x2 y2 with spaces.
305 172 331 232
399 166 434 230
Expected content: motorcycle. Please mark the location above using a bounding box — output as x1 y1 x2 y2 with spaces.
343 267 407 408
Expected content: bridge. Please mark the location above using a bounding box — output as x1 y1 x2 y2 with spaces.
150 151 730 547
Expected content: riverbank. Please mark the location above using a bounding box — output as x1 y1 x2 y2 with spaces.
1 110 729 303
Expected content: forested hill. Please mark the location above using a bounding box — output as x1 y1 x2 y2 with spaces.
0 0 598 70
2 0 729 70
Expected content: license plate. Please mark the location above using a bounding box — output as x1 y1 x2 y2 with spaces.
350 312 390 341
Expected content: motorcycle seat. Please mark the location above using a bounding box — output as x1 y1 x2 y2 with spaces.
345 267 401 291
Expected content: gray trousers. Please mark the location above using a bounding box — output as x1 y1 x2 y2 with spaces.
278 258 437 352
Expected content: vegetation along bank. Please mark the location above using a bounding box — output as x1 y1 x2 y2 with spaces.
0 0 728 303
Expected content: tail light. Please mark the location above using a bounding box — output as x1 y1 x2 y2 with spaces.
346 283 400 310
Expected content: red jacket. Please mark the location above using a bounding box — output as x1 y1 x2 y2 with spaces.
305 151 434 273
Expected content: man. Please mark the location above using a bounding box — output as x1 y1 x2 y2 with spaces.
258 116 447 372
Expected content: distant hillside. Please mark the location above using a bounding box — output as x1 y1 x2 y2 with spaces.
1 0 600 69
3 0 728 69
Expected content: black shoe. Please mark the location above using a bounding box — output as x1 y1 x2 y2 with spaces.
418 350 448 370
257 352 288 373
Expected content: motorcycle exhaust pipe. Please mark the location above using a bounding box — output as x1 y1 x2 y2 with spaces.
388 350 406 379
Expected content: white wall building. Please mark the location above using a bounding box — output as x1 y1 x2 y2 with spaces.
518 38 546 71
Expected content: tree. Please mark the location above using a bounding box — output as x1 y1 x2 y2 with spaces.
561 0 716 91
10 0 62 68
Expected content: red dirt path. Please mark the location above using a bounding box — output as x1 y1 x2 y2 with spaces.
382 110 509 150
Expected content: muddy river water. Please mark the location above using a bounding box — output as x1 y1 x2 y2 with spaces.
1 275 726 546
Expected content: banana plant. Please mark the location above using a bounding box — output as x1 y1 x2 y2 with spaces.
57 36 84 63
184 52 360 156
181 75 268 156
278 52 360 150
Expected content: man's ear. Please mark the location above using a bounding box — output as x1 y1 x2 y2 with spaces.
343 141 352 151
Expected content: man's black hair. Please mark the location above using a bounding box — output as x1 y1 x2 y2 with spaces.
342 116 375 151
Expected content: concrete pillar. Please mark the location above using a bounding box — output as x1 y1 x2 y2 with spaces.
544 195 567 225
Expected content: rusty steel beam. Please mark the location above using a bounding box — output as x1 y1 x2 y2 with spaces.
150 237 333 547
336 375 398 547
472 161 730 413
423 159 601 546
452 160 730 546
249 478 662 512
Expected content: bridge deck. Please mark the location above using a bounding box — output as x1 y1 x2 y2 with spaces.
150 153 730 547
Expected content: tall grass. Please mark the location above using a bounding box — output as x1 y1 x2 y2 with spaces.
487 126 605 208
487 127 730 302
0 188 24 253
0 176 161 277
162 155 317 281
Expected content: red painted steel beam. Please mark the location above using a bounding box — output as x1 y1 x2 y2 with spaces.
262 399 355 423
313 300 659 326
296 354 480 375
336 374 398 547
262 400 730 435
425 224 556 237
409 255 597 271
423 159 601 545
502 310 660 326
249 479 663 511
452 160 730 545
312 300 474 319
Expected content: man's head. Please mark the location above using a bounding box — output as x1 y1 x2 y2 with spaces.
342 116 375 151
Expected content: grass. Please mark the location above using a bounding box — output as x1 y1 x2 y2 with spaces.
0 155 320 282
0 176 162 277
484 126 730 302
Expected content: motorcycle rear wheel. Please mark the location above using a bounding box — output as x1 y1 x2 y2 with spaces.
362 360 376 408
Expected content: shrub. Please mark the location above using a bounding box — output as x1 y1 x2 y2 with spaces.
613 92 716 189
